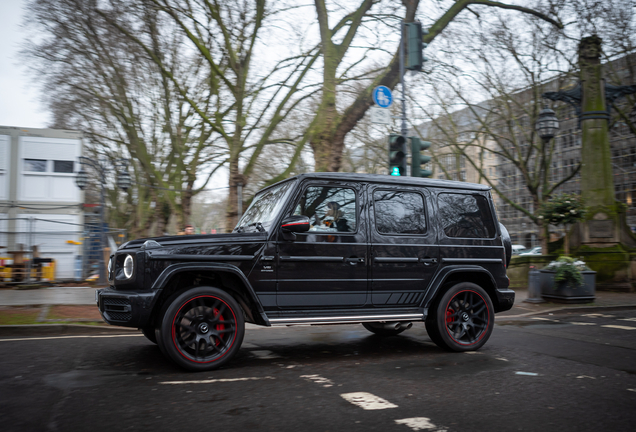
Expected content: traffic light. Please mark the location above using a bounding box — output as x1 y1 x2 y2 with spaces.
388 133 406 176
410 136 432 177
405 22 428 71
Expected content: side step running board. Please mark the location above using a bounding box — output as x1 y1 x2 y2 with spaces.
268 313 424 326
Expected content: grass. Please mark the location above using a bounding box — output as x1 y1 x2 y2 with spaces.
0 308 41 325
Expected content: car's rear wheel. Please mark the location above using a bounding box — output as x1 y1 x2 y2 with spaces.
362 321 411 336
426 282 494 351
158 286 245 371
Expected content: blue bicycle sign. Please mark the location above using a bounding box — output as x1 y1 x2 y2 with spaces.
373 86 393 108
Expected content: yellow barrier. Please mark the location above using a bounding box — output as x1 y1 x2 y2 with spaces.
0 260 56 282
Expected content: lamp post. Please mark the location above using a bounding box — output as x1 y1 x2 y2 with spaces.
536 106 560 141
75 157 131 284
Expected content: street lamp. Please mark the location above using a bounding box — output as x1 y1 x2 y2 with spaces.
536 106 560 141
75 157 131 285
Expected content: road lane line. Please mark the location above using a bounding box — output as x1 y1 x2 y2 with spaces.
515 371 539 376
0 334 143 342
160 376 275 385
340 392 398 410
618 318 636 322
300 374 334 387
601 325 636 331
395 417 439 431
570 322 596 326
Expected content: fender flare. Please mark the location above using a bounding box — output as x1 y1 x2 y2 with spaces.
151 262 270 326
420 265 499 311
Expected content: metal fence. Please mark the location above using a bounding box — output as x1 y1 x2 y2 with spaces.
0 216 127 283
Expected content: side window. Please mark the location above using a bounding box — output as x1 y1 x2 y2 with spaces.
438 193 496 238
293 186 356 233
373 190 427 235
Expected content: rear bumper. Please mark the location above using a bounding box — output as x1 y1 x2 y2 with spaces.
494 288 515 312
96 287 158 328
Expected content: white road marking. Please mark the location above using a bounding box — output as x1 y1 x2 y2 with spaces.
250 350 281 359
515 372 539 376
340 392 398 410
576 375 596 379
531 317 552 321
495 357 509 362
602 325 636 331
160 376 275 385
395 417 440 431
618 318 636 322
300 374 334 387
582 314 615 318
570 322 596 326
628 389 636 392
463 351 482 355
0 334 143 342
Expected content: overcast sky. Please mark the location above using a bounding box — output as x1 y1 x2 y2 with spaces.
0 0 50 129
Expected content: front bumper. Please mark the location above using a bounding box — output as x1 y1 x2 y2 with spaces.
494 288 515 312
96 286 159 328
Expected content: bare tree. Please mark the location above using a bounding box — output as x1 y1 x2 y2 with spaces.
23 0 225 236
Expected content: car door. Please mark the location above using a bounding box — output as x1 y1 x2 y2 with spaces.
369 185 439 306
276 181 368 308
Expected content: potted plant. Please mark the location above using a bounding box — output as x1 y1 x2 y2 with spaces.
539 256 596 303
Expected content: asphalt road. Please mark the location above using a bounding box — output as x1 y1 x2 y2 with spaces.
1 310 635 432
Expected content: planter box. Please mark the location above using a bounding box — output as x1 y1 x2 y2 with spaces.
539 269 596 303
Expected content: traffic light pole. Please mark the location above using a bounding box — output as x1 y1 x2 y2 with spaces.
399 21 407 138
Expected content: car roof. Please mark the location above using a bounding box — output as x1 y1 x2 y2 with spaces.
267 172 491 192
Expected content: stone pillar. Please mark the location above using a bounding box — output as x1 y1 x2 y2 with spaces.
576 35 633 248
579 35 614 210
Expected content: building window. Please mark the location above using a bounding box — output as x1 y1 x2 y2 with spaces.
24 159 47 172
53 160 74 173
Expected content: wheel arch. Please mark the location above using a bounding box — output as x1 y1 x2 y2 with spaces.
422 266 500 313
149 263 270 327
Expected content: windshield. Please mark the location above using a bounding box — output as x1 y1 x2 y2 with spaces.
234 180 295 233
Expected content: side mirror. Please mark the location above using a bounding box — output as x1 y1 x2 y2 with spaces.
281 215 310 233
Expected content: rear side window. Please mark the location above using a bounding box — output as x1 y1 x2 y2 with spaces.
438 193 495 238
373 190 427 235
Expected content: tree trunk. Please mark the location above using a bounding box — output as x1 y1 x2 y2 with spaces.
226 159 246 231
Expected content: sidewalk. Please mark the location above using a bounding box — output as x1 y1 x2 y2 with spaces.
1 286 636 326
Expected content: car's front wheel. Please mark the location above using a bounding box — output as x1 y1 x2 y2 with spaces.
158 286 245 371
426 282 494 351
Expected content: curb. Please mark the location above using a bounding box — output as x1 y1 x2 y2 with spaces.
0 324 140 337
496 303 636 323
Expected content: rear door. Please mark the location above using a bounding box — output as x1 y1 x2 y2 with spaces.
369 185 439 306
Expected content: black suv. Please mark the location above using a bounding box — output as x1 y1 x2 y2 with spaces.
97 173 514 371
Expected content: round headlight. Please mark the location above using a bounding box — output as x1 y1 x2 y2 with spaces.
123 255 134 279
107 258 113 281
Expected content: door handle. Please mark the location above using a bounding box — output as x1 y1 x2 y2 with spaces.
420 257 438 265
345 257 365 265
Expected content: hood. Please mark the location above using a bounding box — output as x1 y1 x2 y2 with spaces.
118 231 268 251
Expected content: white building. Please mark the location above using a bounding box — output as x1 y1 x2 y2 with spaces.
0 126 84 279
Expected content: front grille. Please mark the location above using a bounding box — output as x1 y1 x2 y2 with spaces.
103 297 132 322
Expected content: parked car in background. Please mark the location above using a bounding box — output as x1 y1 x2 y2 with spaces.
520 246 542 256
511 245 527 255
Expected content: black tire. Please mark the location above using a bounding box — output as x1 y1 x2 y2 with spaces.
362 322 410 336
158 286 245 371
141 326 157 344
425 282 494 352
